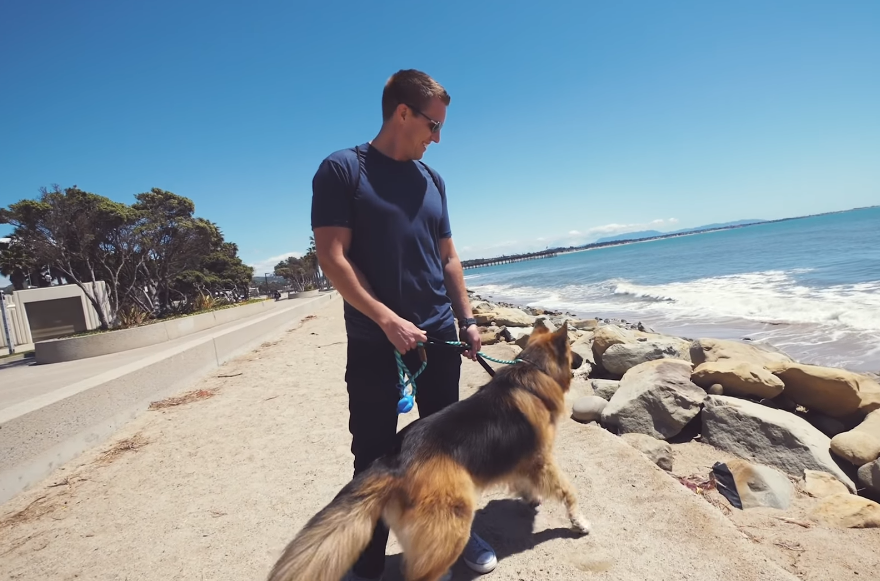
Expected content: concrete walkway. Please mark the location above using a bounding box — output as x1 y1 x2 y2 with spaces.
0 298 314 411
0 293 337 505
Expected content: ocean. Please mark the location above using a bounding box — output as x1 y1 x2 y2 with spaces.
464 206 880 372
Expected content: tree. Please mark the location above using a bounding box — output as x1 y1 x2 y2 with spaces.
0 185 143 329
132 188 216 314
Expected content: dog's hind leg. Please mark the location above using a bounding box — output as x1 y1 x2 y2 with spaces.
530 459 591 534
394 490 474 581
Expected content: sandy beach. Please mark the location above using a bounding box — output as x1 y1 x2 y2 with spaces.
2 296 878 581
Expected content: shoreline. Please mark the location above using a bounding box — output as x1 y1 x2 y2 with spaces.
467 288 880 375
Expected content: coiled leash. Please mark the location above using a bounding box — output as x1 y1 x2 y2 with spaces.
394 338 523 414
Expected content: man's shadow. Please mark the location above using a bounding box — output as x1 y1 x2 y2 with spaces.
383 498 582 580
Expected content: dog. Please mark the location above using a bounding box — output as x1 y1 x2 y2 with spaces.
267 322 589 581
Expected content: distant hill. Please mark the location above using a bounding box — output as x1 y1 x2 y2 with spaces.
595 219 765 244
595 230 664 243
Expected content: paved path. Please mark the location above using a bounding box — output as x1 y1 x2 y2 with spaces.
0 298 313 411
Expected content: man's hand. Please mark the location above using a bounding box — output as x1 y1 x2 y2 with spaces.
460 324 481 361
381 315 427 354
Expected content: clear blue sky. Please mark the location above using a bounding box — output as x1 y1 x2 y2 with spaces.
1 0 878 287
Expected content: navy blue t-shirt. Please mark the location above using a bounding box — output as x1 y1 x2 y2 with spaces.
311 143 455 341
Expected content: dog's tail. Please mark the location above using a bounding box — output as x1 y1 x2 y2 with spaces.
267 466 398 581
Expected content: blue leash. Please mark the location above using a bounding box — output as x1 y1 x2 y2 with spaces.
394 339 522 414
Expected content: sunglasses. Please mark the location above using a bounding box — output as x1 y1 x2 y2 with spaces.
405 103 443 133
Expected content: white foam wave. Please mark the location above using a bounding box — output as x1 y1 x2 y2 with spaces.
612 271 880 332
468 270 880 370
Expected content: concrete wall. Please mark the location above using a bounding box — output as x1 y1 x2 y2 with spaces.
0 291 337 505
0 282 108 348
33 294 318 364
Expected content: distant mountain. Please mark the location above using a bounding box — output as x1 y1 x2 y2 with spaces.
595 219 765 244
595 230 664 243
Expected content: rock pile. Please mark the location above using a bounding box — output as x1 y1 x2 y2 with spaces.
467 291 880 527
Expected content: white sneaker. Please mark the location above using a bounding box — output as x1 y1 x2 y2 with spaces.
461 532 497 574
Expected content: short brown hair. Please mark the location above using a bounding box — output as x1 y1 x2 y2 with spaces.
381 69 450 121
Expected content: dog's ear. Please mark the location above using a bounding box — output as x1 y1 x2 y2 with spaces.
530 322 551 338
550 323 569 355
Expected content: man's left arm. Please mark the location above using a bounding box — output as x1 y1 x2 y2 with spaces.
440 237 480 360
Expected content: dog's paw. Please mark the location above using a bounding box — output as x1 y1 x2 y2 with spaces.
523 497 542 509
570 514 592 535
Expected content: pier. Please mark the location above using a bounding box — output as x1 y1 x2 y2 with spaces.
461 250 558 270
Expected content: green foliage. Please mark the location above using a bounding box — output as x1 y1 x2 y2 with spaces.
0 184 254 330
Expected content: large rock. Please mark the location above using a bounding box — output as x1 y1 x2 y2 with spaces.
701 395 856 492
720 459 794 510
830 431 880 466
571 319 599 331
572 396 607 423
592 325 652 360
620 433 674 471
690 338 792 368
591 379 621 401
858 459 880 496
479 306 536 328
593 325 690 365
602 341 690 377
601 360 705 440
802 470 851 498
691 361 785 400
570 336 596 369
810 494 880 528
533 316 557 333
768 362 880 418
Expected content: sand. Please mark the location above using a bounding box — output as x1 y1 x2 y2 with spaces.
1 297 876 580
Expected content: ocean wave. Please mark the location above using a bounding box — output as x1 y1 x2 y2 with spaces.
467 271 880 370
611 271 880 332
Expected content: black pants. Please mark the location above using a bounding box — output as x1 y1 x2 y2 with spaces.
346 326 462 578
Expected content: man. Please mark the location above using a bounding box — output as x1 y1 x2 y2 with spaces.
310 69 497 581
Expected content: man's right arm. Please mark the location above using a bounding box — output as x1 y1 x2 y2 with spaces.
314 227 426 353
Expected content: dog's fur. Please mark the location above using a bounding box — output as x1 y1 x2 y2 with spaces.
267 323 589 581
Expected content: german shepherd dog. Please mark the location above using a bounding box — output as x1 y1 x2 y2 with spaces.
267 322 589 581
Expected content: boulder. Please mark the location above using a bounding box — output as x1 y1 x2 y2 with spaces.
829 409 880 465
858 459 880 496
506 327 532 341
701 395 856 492
691 361 785 400
478 306 536 328
716 459 794 510
602 341 690 377
768 362 880 418
570 336 596 368
470 301 494 314
830 431 880 466
707 383 724 395
571 318 599 331
572 396 607 423
803 470 851 498
601 359 705 440
810 494 880 528
593 325 690 365
620 433 674 471
690 338 792 368
534 316 557 333
479 326 500 346
591 379 621 401
592 325 650 360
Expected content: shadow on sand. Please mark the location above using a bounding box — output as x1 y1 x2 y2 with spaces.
382 498 582 580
